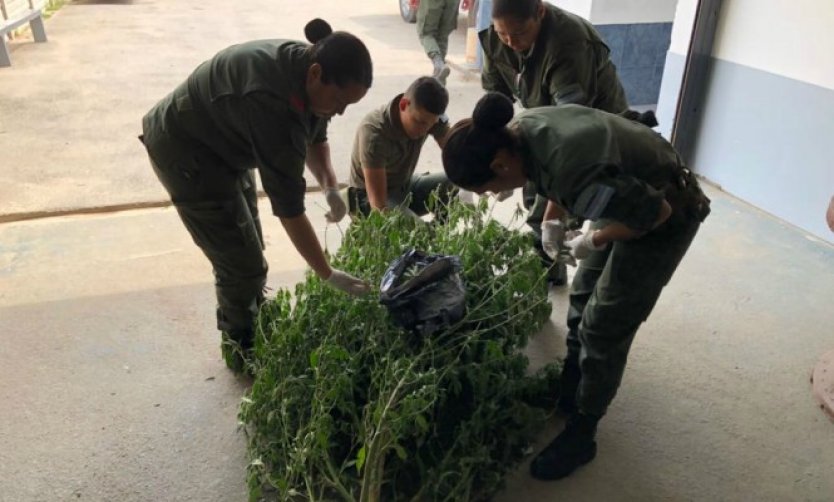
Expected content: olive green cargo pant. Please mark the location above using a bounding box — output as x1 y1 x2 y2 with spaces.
417 0 459 60
348 171 458 220
565 200 706 417
140 129 267 334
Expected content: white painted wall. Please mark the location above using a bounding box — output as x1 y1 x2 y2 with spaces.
590 0 678 24
546 0 593 20
668 0 698 54
655 53 685 139
548 0 677 24
656 0 697 138
712 0 834 91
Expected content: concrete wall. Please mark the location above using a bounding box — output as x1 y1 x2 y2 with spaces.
596 22 672 105
550 0 677 24
711 1 834 91
551 0 678 106
692 0 834 242
656 0 834 242
549 0 593 19
655 0 697 138
668 0 698 54
590 0 678 24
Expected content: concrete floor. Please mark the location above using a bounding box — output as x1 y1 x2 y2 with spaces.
2 1 834 501
2 187 834 501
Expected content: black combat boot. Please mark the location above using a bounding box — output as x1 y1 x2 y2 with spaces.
556 351 580 415
221 327 255 374
530 412 600 480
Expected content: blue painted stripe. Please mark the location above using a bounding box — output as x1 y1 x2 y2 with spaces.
681 55 834 243
596 22 673 105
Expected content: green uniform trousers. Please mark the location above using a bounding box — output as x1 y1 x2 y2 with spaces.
417 0 459 59
141 131 267 333
565 198 705 417
348 171 457 219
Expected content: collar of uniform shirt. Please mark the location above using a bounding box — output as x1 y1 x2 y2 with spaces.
293 49 313 113
517 42 536 65
384 93 410 141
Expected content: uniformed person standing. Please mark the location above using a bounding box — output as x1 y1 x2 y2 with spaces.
140 19 373 372
479 0 630 286
348 76 456 220
441 93 710 480
417 0 460 85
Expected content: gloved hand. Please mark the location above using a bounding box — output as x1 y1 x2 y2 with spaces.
324 187 347 223
541 220 566 259
565 230 605 260
325 269 371 296
492 189 514 202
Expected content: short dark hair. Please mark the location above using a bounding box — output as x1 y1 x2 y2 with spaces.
405 76 449 116
442 93 518 189
305 18 373 88
492 0 541 21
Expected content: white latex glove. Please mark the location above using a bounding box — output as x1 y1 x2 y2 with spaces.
324 187 347 223
565 230 605 260
541 220 566 259
326 269 371 296
458 189 477 205
492 189 514 202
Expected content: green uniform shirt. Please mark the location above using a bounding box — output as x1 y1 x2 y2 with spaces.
349 94 449 194
479 4 627 112
515 105 683 232
143 39 328 218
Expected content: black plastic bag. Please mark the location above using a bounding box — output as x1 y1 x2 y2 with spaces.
379 249 466 336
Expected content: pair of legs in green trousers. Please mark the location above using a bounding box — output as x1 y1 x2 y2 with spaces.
348 171 457 220
141 129 267 371
417 0 459 82
530 200 705 480
562 213 702 417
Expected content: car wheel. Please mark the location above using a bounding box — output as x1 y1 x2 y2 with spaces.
400 0 418 23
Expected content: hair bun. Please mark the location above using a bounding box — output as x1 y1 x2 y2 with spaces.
304 18 333 44
472 92 514 131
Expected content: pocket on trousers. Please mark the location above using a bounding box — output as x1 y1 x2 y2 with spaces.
177 200 249 252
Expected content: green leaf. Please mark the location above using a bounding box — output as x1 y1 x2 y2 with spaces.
415 414 429 433
356 445 367 472
393 443 408 461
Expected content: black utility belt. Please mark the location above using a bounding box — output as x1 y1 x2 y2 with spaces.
668 169 711 223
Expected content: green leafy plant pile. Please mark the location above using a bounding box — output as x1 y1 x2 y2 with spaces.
241 199 559 501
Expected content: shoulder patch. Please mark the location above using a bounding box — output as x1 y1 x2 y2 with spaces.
554 83 587 106
573 184 615 220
